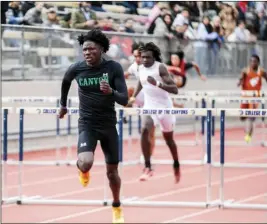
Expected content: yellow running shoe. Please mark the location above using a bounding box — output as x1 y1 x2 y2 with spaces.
244 134 252 143
78 171 90 187
112 207 124 223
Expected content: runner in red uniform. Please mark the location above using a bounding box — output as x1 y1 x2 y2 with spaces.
237 54 267 143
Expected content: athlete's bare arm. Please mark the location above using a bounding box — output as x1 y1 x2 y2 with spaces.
132 80 143 98
158 64 178 94
191 62 206 81
126 80 142 106
237 68 247 87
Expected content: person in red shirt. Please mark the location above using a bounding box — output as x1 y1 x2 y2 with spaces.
167 50 206 88
237 54 267 143
166 50 206 107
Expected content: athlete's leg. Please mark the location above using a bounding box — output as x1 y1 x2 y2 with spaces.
100 127 124 223
159 115 180 183
149 125 156 156
241 103 253 143
246 118 255 135
140 115 155 181
77 129 98 187
246 103 257 140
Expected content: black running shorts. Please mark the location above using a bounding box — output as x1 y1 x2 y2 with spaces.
78 121 119 164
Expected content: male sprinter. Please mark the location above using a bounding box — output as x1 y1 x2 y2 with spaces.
59 29 128 223
125 41 156 156
237 54 267 143
128 42 181 183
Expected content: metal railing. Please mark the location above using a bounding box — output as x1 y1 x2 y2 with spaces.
2 24 267 80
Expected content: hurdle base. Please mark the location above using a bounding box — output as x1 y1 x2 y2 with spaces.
2 196 20 205
17 198 208 208
2 195 41 205
156 140 201 147
5 160 140 167
147 159 204 166
214 141 267 147
221 202 267 210
212 162 267 169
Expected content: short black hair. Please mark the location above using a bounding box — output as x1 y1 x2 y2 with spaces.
139 42 162 62
77 29 110 53
131 41 144 53
251 54 260 63
172 50 184 60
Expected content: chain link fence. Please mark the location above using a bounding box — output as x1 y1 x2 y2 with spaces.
2 24 267 80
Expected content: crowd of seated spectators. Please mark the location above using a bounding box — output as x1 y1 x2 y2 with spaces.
1 1 267 42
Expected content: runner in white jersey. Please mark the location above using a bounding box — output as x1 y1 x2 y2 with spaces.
128 42 181 183
125 42 144 107
125 42 156 156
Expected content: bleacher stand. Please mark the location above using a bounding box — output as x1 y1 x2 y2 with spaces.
1 1 267 80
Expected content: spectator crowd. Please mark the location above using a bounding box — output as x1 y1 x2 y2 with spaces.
1 1 267 42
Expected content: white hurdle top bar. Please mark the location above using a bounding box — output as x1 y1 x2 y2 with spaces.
2 107 267 118
2 96 267 104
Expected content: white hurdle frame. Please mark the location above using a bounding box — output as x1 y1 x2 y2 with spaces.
1 107 216 208
1 107 22 205
2 95 266 167
205 96 267 147
2 107 267 210
217 108 267 210
2 96 204 167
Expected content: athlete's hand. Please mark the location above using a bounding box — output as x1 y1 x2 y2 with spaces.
147 76 157 86
100 80 112 94
126 97 135 107
200 75 207 81
58 107 67 119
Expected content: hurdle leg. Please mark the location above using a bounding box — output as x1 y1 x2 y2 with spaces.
2 108 8 202
66 99 72 163
201 98 207 163
206 110 212 206
17 109 24 204
103 169 108 205
56 100 61 165
219 110 225 208
261 98 266 147
194 101 199 145
2 161 8 201
128 115 133 154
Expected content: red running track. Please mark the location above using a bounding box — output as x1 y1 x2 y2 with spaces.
2 128 267 223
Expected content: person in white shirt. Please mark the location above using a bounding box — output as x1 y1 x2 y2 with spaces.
125 42 144 107
128 42 181 183
125 42 156 157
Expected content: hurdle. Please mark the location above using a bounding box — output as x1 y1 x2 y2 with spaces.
2 96 205 166
2 107 216 208
1 107 20 205
218 109 267 210
207 96 267 147
1 108 42 205
2 96 203 147
177 90 266 97
2 107 266 209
